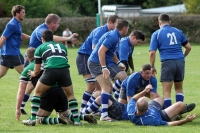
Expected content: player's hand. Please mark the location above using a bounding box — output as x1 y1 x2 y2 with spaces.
185 114 196 122
102 68 110 79
151 67 157 77
68 33 79 41
16 109 21 121
144 84 152 93
28 70 36 78
117 62 126 71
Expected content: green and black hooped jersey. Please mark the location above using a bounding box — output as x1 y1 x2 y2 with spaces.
20 60 35 83
34 41 70 69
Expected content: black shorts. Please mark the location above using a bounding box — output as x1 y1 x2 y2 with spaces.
40 86 68 112
119 89 127 100
161 60 184 82
148 100 171 122
0 54 24 68
108 96 124 120
39 68 72 87
76 53 91 75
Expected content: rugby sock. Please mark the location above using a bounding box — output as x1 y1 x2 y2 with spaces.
67 113 84 122
80 91 92 112
114 91 120 100
69 98 80 123
40 117 59 124
30 96 40 120
101 92 110 118
85 101 100 114
176 93 184 102
112 79 121 100
164 98 172 109
82 95 96 113
20 93 30 109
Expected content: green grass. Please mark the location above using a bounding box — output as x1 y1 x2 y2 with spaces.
0 45 199 133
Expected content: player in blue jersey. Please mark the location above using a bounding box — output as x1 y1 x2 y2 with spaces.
113 30 145 100
24 13 78 67
116 30 145 74
76 15 119 113
127 86 196 126
149 14 192 109
118 64 160 104
88 19 129 121
0 5 30 78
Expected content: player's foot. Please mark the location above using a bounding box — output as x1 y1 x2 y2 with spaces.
22 119 36 126
58 114 72 124
20 109 27 115
100 116 115 122
180 103 196 114
84 114 97 124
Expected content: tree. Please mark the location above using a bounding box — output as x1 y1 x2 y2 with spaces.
183 0 200 14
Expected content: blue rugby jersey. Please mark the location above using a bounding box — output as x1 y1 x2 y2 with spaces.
29 23 49 48
116 36 134 61
1 17 22 55
149 25 188 62
121 72 157 97
78 25 109 55
127 98 168 126
89 29 121 66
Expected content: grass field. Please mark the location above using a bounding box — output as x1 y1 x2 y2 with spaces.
0 45 199 133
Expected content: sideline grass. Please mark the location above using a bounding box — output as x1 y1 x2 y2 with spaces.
0 45 199 133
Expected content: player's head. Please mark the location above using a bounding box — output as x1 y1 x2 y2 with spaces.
136 97 148 113
26 47 35 62
141 64 151 80
116 19 129 37
45 13 61 32
42 30 53 42
129 30 145 46
107 15 120 30
158 14 171 27
11 5 25 20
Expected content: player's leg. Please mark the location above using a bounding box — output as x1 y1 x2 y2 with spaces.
76 54 96 112
80 74 96 112
81 90 101 114
160 60 175 108
96 74 112 120
163 102 185 120
30 81 50 121
20 82 34 115
111 66 127 100
174 60 185 102
14 65 24 74
0 65 9 78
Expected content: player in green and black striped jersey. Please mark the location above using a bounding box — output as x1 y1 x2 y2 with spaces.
26 30 81 125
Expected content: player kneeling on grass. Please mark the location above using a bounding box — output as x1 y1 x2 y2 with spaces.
22 70 97 126
127 85 196 126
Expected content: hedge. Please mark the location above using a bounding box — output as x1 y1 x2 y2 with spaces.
0 15 200 47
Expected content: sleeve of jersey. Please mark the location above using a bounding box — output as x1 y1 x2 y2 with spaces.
20 69 30 83
150 77 157 93
118 42 129 61
126 78 136 97
149 32 159 51
102 35 113 50
180 30 188 46
127 98 137 123
34 48 42 64
92 30 103 46
144 118 168 126
2 24 16 39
